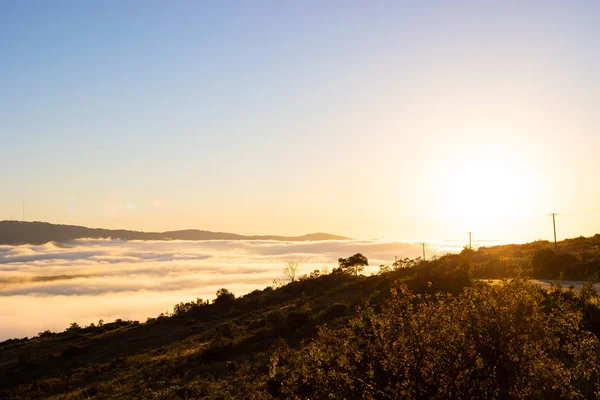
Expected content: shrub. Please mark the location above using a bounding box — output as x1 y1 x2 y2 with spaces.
413 254 472 293
214 288 236 310
215 321 242 340
321 303 348 320
67 322 81 332
532 249 579 279
271 280 600 399
266 309 286 328
285 305 311 329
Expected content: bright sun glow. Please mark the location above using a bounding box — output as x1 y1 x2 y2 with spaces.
433 136 538 239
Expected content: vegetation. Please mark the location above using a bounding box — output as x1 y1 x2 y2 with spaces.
282 262 300 282
271 281 599 399
460 234 600 281
1 236 600 399
337 253 369 276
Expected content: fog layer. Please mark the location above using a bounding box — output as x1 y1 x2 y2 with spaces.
0 239 462 340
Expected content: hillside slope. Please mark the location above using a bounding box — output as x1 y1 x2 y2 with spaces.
2 247 600 399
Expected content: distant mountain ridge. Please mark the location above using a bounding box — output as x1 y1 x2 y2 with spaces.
0 221 350 245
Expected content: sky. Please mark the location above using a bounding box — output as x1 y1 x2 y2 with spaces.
1 1 599 242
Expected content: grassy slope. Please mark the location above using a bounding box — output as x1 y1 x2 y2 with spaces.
0 272 393 399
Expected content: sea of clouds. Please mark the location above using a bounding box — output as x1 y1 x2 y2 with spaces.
0 238 465 340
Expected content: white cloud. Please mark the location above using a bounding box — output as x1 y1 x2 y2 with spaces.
0 239 464 340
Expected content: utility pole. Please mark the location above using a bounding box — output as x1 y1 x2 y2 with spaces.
547 213 559 251
22 202 25 222
422 243 426 260
468 232 472 249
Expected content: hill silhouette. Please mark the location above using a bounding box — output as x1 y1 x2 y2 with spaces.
0 221 349 245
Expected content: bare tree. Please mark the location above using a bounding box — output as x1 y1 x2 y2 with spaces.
283 261 299 282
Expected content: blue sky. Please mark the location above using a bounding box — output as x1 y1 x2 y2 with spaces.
1 1 599 240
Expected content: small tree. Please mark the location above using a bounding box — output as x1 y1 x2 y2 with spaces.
379 264 391 274
272 278 284 289
392 257 419 270
283 262 299 282
214 288 236 309
67 322 81 331
338 253 369 276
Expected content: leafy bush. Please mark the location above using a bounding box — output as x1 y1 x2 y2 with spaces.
270 280 600 399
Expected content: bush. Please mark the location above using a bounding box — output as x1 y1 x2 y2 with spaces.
271 280 600 399
214 288 236 310
413 254 472 293
321 303 348 321
67 322 81 332
532 249 579 279
266 309 286 328
286 305 312 330
215 322 242 340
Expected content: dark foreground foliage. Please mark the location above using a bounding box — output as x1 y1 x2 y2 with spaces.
270 280 600 399
465 233 600 280
1 242 600 399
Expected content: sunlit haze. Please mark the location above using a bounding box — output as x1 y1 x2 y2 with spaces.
2 2 599 241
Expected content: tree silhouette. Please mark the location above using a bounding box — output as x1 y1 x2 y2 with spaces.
338 253 369 276
283 262 299 282
214 288 236 309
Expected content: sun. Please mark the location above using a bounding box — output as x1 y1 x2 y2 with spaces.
432 138 537 239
